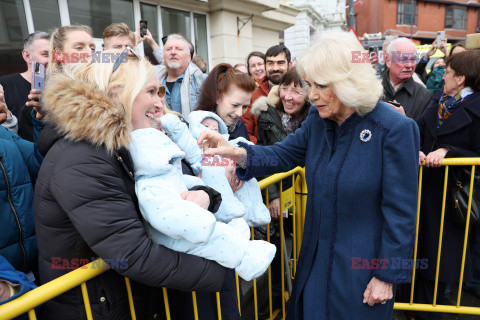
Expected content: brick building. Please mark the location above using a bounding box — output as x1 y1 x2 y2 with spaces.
354 0 480 43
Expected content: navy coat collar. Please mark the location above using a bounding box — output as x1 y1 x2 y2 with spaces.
423 91 480 138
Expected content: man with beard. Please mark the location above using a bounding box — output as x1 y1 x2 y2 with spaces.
242 45 292 143
0 31 50 140
156 34 204 117
382 37 431 120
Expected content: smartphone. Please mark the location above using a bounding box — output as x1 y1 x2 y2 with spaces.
140 20 148 37
31 62 45 90
436 31 445 46
387 101 401 107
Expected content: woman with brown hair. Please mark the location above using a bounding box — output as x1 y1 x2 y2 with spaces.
196 63 256 142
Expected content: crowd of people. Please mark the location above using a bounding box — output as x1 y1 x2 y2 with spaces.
0 20 479 320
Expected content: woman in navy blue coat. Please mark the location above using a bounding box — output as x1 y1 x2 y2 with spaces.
197 31 420 319
415 50 480 320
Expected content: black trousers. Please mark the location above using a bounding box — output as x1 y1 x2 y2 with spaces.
414 275 446 320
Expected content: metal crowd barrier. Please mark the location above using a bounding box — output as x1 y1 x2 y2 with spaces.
2 159 479 319
0 167 307 320
394 158 480 315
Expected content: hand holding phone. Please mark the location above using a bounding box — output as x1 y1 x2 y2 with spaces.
436 31 446 46
140 20 148 38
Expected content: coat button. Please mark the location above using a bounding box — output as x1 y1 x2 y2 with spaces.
100 297 106 302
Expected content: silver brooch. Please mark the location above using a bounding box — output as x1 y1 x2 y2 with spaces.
360 129 372 142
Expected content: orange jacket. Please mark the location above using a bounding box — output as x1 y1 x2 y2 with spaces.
242 76 270 144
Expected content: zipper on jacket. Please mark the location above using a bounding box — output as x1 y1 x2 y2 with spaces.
0 155 27 271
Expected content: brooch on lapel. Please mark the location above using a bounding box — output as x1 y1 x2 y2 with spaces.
360 129 372 142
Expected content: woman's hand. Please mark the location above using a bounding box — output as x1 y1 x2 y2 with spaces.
426 40 438 58
180 190 210 209
26 89 44 119
225 165 243 192
424 148 448 168
419 151 426 166
269 197 281 219
363 276 393 306
197 131 246 161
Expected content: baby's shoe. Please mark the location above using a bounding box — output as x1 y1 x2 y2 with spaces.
228 218 251 241
235 240 276 281
234 179 271 227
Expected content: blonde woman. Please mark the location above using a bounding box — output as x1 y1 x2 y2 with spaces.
27 25 95 121
35 50 225 320
197 30 420 319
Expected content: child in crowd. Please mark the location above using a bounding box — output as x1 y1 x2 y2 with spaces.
160 110 271 226
129 109 275 281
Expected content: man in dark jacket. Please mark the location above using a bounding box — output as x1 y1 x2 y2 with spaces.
382 37 432 120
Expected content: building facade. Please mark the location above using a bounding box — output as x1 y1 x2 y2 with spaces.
0 0 299 74
282 0 346 60
355 0 480 43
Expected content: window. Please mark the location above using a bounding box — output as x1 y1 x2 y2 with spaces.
445 6 467 30
68 0 134 38
140 2 159 63
30 0 61 31
193 13 208 63
397 0 417 25
0 0 29 74
161 7 191 42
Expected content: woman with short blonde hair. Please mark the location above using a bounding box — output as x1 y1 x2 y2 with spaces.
196 30 420 320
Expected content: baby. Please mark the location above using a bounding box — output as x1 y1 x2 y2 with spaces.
129 116 275 281
160 110 271 226
200 117 219 132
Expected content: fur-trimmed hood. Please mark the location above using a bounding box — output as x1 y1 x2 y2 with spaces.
250 85 280 117
41 73 131 154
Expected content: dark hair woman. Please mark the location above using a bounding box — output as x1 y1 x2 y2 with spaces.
196 63 256 141
247 51 266 80
415 50 480 320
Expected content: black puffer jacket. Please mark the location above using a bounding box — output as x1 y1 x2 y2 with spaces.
34 73 225 320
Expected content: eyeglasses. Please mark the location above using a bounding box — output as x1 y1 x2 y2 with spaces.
158 85 166 98
443 69 453 76
112 46 140 74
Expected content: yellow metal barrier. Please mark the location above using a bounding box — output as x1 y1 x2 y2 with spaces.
8 158 480 318
0 167 307 320
396 158 480 316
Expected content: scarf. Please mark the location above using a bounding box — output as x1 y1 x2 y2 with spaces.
437 87 473 127
281 112 304 135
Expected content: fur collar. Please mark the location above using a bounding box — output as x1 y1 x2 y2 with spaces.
251 85 280 117
41 73 131 154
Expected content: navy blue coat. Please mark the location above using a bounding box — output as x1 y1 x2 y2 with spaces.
0 117 43 273
237 101 420 320
416 91 480 283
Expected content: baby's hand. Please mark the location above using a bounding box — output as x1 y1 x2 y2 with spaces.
180 190 210 209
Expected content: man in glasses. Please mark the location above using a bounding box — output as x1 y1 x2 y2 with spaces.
381 37 432 120
156 34 204 118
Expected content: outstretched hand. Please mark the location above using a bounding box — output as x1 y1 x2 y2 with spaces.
197 131 244 159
